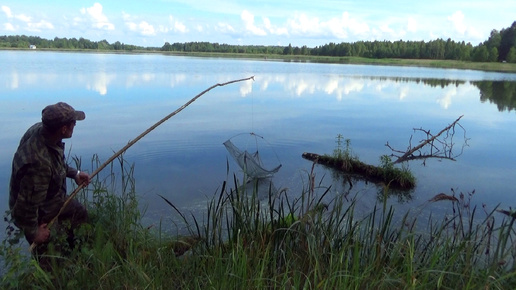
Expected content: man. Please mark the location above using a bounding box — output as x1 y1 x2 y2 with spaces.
9 102 90 248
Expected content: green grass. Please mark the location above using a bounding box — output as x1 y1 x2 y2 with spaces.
2 154 516 289
304 136 416 190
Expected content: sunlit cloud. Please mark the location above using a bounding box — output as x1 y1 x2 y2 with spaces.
407 17 418 33
448 11 467 35
263 17 288 36
286 11 370 39
123 12 157 36
170 16 187 33
1 6 12 18
287 13 321 37
3 22 15 31
15 14 31 22
216 22 236 34
27 20 54 32
80 3 115 30
2 5 53 32
241 10 266 36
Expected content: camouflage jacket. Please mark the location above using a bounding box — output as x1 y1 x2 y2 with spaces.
9 122 78 242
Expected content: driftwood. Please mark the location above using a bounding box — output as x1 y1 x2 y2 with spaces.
302 152 415 190
386 115 467 165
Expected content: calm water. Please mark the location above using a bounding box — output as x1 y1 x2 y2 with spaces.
1 50 516 235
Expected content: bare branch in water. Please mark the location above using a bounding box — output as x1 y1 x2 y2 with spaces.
386 115 469 165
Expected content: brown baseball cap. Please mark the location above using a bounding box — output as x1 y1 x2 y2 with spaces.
42 102 86 127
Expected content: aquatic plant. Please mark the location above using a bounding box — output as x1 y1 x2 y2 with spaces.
1 154 516 289
304 137 416 190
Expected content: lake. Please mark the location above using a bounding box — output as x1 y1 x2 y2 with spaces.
1 50 516 237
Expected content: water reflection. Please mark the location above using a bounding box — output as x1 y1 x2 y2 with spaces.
473 81 516 112
5 66 516 112
2 53 516 227
330 170 415 204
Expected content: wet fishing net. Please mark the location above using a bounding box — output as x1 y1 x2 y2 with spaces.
223 134 282 179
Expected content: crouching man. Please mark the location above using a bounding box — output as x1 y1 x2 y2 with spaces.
9 102 91 255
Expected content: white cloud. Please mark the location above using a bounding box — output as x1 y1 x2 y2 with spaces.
287 12 369 39
447 11 467 35
339 12 370 36
138 21 156 36
2 5 31 23
241 10 266 36
216 22 235 33
157 15 188 34
173 20 187 33
3 22 15 31
287 13 321 36
407 17 417 33
27 20 54 32
1 6 12 18
15 14 31 22
80 3 114 30
263 17 288 36
123 12 156 36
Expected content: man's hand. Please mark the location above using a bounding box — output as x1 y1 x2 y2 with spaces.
34 223 50 244
74 171 91 186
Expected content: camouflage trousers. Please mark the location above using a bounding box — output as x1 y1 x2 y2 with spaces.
30 198 88 269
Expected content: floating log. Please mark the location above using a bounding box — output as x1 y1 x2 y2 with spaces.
302 152 415 190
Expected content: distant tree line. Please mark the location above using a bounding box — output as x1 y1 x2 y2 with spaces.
161 22 516 63
0 35 152 51
2 21 515 63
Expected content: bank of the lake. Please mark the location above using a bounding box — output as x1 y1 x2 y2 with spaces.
3 47 516 73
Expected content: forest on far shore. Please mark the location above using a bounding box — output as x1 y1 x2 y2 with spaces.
1 21 515 63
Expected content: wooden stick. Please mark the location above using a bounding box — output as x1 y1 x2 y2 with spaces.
29 76 255 252
391 115 463 164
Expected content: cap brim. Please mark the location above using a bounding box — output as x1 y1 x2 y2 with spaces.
75 111 86 121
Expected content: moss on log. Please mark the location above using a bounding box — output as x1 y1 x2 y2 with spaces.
302 152 415 190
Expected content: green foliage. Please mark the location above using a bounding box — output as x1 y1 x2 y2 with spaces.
331 134 357 171
2 20 516 63
507 47 516 63
324 135 415 189
473 80 516 112
2 154 516 289
473 45 490 62
0 35 150 51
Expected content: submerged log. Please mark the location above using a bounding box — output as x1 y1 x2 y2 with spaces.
302 152 415 190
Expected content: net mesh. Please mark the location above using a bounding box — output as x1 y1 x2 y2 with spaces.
223 139 282 179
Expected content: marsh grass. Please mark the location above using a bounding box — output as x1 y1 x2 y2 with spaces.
2 155 516 289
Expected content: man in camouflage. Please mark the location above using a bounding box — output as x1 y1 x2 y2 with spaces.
9 102 90 247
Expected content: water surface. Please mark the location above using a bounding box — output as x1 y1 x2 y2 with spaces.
1 50 516 232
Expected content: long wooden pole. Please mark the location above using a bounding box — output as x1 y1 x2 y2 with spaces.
29 76 255 252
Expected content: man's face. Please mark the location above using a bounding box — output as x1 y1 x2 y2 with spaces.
62 120 76 139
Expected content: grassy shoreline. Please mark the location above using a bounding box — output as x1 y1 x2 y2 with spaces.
2 155 516 289
3 47 516 73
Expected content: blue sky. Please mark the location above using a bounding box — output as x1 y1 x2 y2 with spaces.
1 1 515 48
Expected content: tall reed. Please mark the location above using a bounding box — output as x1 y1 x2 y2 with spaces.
1 155 516 289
